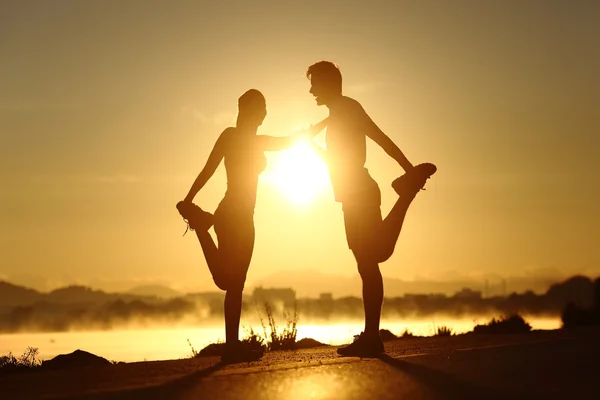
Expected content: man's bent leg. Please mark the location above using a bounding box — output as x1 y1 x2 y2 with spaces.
375 194 416 263
375 163 437 263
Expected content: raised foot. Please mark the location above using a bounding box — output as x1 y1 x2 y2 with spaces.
176 201 214 232
392 162 437 197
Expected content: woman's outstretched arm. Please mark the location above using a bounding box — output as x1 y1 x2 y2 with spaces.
257 118 329 152
184 128 230 202
256 134 297 152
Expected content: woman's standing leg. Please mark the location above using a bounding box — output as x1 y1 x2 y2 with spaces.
214 214 257 351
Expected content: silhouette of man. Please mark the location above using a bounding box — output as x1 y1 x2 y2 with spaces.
304 61 435 357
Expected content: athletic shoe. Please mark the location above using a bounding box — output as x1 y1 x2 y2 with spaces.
221 340 264 364
176 201 214 233
392 162 437 197
336 332 385 358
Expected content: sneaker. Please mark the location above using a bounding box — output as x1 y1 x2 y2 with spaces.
392 162 437 197
221 340 264 364
336 332 384 358
176 201 214 232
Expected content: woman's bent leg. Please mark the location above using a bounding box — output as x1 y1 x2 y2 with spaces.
194 230 228 290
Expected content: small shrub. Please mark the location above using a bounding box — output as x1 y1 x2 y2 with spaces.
401 329 414 338
434 325 453 337
0 353 18 370
187 338 199 358
191 302 301 357
241 327 267 352
561 302 600 328
0 347 42 373
263 303 298 351
257 302 299 351
473 314 532 334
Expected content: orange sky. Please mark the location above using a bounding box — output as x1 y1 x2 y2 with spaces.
1 1 599 293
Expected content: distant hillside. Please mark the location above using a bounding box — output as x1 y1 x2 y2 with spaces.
0 281 42 307
45 285 121 306
0 275 597 333
0 282 157 308
1 273 593 309
127 285 181 299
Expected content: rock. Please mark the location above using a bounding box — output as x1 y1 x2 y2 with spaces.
42 350 111 370
379 329 398 342
295 338 327 349
197 343 226 357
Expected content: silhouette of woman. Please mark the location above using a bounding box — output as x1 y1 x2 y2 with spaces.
177 89 301 363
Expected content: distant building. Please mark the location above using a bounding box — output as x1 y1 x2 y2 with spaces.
185 292 226 302
319 293 333 302
453 288 482 300
404 293 446 301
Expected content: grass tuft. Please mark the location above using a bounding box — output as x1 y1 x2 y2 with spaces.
0 347 42 373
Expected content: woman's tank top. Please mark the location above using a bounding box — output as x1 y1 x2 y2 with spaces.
222 132 267 211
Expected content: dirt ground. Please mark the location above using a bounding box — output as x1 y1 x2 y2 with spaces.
2 327 598 400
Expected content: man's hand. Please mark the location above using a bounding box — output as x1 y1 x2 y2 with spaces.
292 126 315 143
294 119 328 142
402 162 415 174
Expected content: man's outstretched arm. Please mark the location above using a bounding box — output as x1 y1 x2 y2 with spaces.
258 118 328 151
363 115 413 173
306 117 328 139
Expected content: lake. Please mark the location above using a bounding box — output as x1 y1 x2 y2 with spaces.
0 316 561 363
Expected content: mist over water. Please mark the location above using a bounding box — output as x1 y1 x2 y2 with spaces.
1 276 589 361
0 316 560 363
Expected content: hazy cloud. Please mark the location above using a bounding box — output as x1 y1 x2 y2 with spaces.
180 106 235 126
345 81 387 94
0 99 78 112
95 174 141 184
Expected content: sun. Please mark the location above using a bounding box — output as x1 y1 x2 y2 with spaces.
263 141 330 205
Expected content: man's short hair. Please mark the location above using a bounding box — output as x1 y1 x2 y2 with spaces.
306 61 342 93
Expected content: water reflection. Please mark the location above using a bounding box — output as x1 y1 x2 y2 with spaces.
0 317 561 363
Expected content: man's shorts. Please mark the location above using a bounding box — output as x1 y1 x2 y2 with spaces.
341 185 382 254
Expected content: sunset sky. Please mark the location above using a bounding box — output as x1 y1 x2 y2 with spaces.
1 0 599 294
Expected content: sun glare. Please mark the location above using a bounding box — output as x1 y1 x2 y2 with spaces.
263 141 330 205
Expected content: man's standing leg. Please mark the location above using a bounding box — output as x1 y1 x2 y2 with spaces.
355 252 384 339
337 197 386 357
